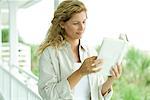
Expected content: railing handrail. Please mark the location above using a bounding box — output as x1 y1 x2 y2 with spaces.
0 43 42 100
1 42 31 71
0 60 42 100
1 43 36 80
11 61 38 81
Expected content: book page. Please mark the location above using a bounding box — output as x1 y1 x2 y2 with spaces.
98 37 127 76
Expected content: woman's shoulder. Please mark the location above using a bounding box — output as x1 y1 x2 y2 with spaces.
41 46 58 57
43 46 55 52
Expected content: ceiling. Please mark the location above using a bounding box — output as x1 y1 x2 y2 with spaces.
0 0 41 8
0 0 42 27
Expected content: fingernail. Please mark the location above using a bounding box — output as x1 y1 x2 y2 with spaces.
91 63 95 66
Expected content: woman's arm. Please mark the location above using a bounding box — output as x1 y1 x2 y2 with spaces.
101 63 122 96
67 69 83 89
38 48 73 100
68 56 102 89
101 77 113 96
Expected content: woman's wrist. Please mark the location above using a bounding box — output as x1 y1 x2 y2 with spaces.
101 76 114 96
76 68 84 77
107 76 115 82
67 69 84 89
102 88 112 96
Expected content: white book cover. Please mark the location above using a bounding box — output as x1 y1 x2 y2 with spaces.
98 37 127 76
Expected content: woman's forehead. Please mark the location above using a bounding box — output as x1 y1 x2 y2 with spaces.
69 11 87 21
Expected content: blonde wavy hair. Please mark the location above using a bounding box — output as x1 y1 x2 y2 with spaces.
38 0 87 54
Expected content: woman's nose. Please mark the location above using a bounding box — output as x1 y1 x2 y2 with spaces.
78 23 85 31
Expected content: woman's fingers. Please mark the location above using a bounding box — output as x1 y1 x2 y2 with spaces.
92 65 102 73
112 66 118 77
111 63 122 79
95 59 103 65
110 69 116 77
80 56 103 75
85 56 97 65
87 56 97 61
117 63 122 75
91 59 103 72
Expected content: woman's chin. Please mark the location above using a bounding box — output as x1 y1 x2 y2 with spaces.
77 34 83 38
77 36 82 39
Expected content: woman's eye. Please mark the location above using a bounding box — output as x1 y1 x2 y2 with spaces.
73 23 79 25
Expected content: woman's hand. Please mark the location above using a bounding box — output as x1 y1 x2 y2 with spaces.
68 56 103 89
108 63 122 81
101 63 122 96
78 56 103 76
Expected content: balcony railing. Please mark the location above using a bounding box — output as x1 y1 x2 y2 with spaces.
0 43 42 100
1 43 31 71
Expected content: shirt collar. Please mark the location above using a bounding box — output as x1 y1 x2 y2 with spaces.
79 40 87 51
64 39 87 51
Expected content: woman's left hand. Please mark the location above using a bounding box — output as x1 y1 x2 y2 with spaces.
101 63 122 95
109 63 122 81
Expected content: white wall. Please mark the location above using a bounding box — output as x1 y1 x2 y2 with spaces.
82 0 150 51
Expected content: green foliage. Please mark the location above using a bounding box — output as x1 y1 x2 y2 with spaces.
2 28 9 42
30 45 40 77
112 46 150 100
2 28 24 43
32 64 39 77
2 28 40 76
112 79 143 100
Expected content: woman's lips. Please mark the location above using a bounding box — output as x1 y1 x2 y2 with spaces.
76 32 83 35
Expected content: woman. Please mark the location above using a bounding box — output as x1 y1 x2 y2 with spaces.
38 0 122 100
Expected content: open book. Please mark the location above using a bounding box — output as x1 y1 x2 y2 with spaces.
98 37 127 76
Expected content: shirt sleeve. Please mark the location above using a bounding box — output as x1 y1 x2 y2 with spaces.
103 89 113 100
98 76 113 100
38 48 73 100
99 86 113 100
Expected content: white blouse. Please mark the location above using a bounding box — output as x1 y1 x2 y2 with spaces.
38 41 113 100
73 63 90 100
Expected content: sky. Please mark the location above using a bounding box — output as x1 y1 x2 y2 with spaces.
17 0 150 51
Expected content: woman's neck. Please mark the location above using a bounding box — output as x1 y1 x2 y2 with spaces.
66 38 80 50
66 38 81 62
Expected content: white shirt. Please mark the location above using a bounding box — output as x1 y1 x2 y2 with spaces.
74 63 90 100
38 41 113 100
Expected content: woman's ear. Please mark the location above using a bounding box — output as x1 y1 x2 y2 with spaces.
59 21 65 29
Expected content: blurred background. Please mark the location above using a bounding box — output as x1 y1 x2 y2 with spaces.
0 0 150 100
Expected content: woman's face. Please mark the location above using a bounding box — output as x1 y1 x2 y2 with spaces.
61 11 87 40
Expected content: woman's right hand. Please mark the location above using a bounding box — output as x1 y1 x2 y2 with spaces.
78 56 103 76
67 56 103 89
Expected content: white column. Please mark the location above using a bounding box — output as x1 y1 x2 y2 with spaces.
0 8 2 64
9 3 18 67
